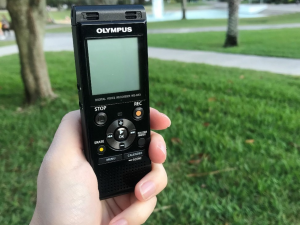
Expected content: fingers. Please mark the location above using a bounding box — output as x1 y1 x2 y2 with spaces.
135 163 168 202
109 197 157 225
148 131 167 164
44 110 86 168
150 107 171 130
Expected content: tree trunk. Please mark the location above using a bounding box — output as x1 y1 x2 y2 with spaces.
0 0 7 9
7 0 56 104
224 0 239 48
181 0 186 20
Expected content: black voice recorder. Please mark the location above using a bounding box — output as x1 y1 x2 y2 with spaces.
71 5 151 199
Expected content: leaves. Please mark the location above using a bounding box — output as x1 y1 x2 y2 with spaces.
188 153 209 164
187 167 236 177
203 122 210 127
176 106 182 112
171 137 181 144
208 97 216 102
245 139 255 144
153 205 173 212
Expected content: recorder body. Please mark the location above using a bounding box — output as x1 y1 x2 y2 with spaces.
71 5 151 200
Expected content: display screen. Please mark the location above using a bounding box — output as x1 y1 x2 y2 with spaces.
87 37 140 95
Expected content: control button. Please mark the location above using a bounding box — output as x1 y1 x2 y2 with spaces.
129 130 136 135
115 127 128 141
119 143 125 149
106 119 136 150
97 145 106 155
95 112 107 126
98 154 122 165
117 112 123 117
138 138 146 147
118 120 124 126
133 107 144 120
107 133 113 139
124 150 145 159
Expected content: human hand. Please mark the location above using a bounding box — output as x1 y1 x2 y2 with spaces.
30 108 171 225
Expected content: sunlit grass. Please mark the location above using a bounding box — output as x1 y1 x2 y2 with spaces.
0 52 299 224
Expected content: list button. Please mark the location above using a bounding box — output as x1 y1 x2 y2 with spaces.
124 150 145 159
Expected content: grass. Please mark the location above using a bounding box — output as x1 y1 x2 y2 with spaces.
46 26 71 33
47 2 208 21
148 28 300 58
0 40 15 47
147 13 300 29
46 10 300 29
1 52 300 224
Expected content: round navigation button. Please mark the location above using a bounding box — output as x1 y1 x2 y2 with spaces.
95 112 107 126
114 127 128 141
133 107 144 120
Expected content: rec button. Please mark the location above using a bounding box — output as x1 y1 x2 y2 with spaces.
98 154 122 165
133 107 144 120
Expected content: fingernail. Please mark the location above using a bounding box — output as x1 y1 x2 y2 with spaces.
160 113 171 127
111 219 128 225
157 142 167 156
140 181 156 200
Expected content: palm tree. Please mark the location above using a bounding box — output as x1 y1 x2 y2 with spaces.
224 0 240 47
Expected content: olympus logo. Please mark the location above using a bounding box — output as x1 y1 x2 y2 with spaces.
96 27 132 34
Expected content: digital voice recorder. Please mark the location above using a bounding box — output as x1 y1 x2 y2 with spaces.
71 5 151 199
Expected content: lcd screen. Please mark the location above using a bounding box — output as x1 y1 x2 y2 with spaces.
87 37 140 95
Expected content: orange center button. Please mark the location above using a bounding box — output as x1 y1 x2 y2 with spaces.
133 107 144 120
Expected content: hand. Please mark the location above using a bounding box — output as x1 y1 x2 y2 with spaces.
30 108 171 225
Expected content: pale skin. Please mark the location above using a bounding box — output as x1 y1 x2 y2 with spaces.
30 108 171 225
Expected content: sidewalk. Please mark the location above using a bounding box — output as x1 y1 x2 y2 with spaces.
148 47 300 76
1 33 300 76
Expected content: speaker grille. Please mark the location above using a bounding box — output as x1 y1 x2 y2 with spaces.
98 158 151 199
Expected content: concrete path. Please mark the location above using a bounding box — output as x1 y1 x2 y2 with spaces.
148 47 300 76
148 23 300 34
1 32 300 76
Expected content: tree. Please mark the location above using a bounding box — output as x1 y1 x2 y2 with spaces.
181 0 186 20
224 0 240 47
7 0 56 104
0 0 6 9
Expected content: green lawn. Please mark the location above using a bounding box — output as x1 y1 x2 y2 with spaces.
0 40 15 47
1 52 300 224
45 10 300 30
147 13 300 29
148 28 300 58
46 26 71 33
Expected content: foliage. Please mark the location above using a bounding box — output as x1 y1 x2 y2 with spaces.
148 28 300 58
1 52 300 224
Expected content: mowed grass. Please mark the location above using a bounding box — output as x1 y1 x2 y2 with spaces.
148 28 300 58
1 52 300 224
147 13 300 29
0 40 15 47
44 12 300 31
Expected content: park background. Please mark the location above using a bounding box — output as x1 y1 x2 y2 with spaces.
0 0 300 224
